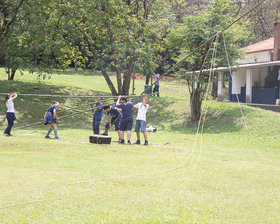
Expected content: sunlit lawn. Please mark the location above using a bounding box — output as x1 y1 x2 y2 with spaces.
0 68 280 223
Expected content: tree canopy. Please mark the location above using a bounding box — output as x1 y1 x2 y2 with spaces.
0 0 278 99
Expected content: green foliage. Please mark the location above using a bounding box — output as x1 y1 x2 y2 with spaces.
167 0 248 71
0 0 73 79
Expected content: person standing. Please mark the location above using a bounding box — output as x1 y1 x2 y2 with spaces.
134 95 149 145
153 74 160 97
44 101 61 139
116 96 133 144
91 98 103 135
3 93 17 136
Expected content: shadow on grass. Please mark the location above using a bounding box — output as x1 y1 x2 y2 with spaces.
0 80 113 131
0 79 251 135
54 69 113 77
145 97 177 131
169 102 254 134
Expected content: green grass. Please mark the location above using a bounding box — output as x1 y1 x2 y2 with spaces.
0 69 280 223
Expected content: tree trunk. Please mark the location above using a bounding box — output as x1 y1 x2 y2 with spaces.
84 33 118 96
100 66 118 96
122 57 134 95
7 68 17 80
190 88 201 122
211 76 218 99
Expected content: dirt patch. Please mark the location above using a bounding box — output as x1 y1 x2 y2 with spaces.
31 148 45 151
1 144 24 147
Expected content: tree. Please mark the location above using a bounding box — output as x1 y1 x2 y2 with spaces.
0 0 73 80
0 0 27 80
57 0 158 96
166 0 248 122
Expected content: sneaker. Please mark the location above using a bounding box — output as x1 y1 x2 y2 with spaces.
54 136 61 139
119 139 125 144
45 135 51 139
144 141 148 146
127 140 131 145
133 140 140 144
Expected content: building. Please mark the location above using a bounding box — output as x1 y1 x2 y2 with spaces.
227 22 280 104
186 23 280 105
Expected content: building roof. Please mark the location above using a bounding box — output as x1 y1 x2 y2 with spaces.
185 60 280 74
241 37 274 54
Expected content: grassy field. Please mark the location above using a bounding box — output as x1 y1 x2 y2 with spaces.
0 69 280 223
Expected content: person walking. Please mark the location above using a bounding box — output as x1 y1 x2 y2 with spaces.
44 101 61 139
3 93 17 136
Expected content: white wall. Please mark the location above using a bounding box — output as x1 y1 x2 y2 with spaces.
231 70 246 94
258 67 268 87
232 67 269 95
236 51 272 64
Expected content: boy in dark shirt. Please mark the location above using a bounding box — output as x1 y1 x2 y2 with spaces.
91 98 103 135
103 105 122 141
116 96 133 144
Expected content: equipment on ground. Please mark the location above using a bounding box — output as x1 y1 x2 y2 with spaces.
147 125 157 132
89 135 112 144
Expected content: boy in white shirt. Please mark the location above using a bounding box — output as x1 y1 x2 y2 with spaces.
3 93 17 136
134 95 149 145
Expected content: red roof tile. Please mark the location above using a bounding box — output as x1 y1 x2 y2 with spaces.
241 37 274 54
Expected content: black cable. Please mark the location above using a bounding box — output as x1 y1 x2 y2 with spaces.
141 0 268 95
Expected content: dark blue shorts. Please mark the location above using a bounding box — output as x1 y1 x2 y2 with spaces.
120 118 133 131
105 117 121 131
135 120 146 132
44 112 56 125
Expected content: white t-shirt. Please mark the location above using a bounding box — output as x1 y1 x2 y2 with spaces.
6 98 15 113
134 103 149 121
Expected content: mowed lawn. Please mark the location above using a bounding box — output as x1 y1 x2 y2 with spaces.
0 69 280 223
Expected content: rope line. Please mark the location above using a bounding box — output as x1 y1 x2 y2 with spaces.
0 0 269 211
67 36 220 186
13 93 152 130
222 32 267 161
0 93 148 98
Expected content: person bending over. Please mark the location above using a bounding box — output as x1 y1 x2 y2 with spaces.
103 105 122 142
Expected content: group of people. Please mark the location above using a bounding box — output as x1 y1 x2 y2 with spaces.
2 93 61 139
91 95 150 145
2 93 150 145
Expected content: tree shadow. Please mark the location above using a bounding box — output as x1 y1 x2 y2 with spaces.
0 80 114 131
145 97 177 131
169 102 255 134
0 79 254 135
